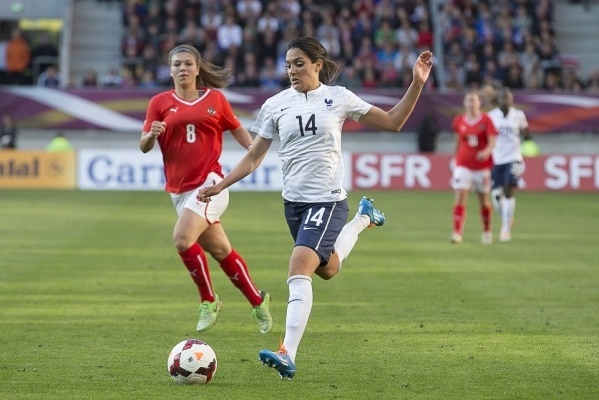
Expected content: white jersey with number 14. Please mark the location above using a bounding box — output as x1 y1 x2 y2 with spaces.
251 84 372 202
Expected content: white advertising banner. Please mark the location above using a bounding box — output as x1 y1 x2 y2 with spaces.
77 149 286 191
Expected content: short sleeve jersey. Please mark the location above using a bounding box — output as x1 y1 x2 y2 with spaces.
451 113 497 170
143 89 241 194
487 107 528 165
251 85 372 202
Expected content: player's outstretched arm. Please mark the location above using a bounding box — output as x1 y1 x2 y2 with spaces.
199 135 272 201
359 51 433 132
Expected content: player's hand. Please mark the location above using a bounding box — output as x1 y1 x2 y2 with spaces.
413 50 433 85
197 186 221 203
475 149 490 161
150 121 166 138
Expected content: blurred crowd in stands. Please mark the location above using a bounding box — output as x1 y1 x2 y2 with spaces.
438 0 596 92
112 0 439 90
1 0 599 93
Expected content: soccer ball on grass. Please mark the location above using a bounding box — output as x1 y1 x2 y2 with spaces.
167 339 217 384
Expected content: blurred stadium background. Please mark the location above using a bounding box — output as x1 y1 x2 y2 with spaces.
0 0 598 191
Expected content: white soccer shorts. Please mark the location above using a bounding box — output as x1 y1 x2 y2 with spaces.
170 171 229 224
451 166 491 193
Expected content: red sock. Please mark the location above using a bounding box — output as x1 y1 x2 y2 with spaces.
481 205 492 232
453 205 465 234
219 249 262 307
178 243 214 302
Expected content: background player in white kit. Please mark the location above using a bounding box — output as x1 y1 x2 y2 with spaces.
200 37 433 379
487 88 532 242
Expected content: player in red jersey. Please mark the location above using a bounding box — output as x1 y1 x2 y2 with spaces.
139 45 272 334
450 90 498 244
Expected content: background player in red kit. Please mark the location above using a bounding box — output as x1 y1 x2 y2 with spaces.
139 44 272 333
450 90 498 244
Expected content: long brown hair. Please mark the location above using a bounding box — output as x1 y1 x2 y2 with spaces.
287 37 342 84
167 45 231 89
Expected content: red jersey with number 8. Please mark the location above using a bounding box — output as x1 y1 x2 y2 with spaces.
143 89 241 194
451 113 497 170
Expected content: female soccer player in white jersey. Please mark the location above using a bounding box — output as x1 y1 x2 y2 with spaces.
487 88 531 242
200 37 433 379
139 45 272 334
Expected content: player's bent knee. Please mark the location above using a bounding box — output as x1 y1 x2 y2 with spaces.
173 236 196 253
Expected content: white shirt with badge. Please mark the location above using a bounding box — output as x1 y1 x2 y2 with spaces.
488 106 529 165
251 84 372 202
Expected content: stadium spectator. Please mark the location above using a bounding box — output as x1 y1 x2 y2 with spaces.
178 18 206 51
503 65 525 89
139 44 272 335
562 68 585 92
586 68 599 93
395 18 419 50
450 90 497 245
445 61 465 91
37 65 61 88
6 28 30 85
339 65 362 88
258 57 282 89
121 16 145 58
81 68 99 88
236 0 262 23
100 66 125 88
464 54 483 88
256 3 279 33
199 36 432 380
138 68 158 89
0 113 18 150
394 43 418 73
216 15 243 54
488 88 531 242
122 0 147 28
235 62 260 87
30 33 59 79
361 63 378 88
200 5 222 41
415 21 433 53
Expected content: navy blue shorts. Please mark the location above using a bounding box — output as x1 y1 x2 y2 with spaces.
284 199 349 267
492 161 524 188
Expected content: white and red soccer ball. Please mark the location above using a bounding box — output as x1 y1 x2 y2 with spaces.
167 339 217 384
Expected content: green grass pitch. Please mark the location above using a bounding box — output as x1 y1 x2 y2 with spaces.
1 190 598 399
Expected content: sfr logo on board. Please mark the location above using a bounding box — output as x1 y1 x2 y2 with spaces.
351 153 598 191
542 155 599 190
351 153 451 190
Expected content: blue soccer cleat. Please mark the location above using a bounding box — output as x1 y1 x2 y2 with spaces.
357 196 385 227
258 345 296 379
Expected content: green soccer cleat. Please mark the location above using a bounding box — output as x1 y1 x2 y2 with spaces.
196 293 223 332
357 196 385 227
252 291 273 334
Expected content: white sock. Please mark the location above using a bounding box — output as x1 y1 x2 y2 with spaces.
335 215 369 263
283 275 313 363
502 198 516 230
